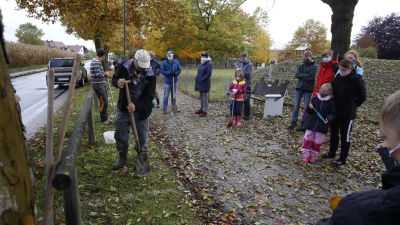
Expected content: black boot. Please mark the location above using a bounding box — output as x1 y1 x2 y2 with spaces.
288 121 297 129
296 121 306 132
112 150 128 169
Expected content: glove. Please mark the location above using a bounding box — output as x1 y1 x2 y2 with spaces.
171 72 177 77
232 89 238 94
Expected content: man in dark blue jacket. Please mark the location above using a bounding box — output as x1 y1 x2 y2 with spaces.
160 50 182 114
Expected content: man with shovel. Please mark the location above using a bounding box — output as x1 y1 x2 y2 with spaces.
111 49 156 176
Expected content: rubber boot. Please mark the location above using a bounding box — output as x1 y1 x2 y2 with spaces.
237 116 242 125
112 150 128 169
233 116 237 125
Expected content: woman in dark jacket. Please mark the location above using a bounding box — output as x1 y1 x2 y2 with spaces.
194 51 212 117
322 59 366 166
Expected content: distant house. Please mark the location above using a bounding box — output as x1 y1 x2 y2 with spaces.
44 40 69 50
66 44 88 55
295 45 310 58
44 40 88 55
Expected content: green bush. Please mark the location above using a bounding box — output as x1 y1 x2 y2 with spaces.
353 46 378 59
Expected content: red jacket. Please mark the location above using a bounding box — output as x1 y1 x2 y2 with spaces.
313 59 339 96
229 80 247 101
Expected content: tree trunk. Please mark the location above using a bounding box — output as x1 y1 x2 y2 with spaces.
322 0 359 60
94 37 109 71
0 18 38 224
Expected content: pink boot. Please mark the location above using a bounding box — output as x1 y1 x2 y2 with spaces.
232 116 237 125
309 156 316 163
302 156 309 163
236 116 242 125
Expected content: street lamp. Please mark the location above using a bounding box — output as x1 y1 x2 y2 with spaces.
123 0 126 60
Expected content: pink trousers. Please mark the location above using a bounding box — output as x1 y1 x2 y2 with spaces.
301 130 325 157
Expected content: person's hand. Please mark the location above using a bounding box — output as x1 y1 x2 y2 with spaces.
127 102 135 113
14 93 21 103
309 102 313 109
232 89 238 94
324 118 329 124
117 79 125 88
171 72 177 77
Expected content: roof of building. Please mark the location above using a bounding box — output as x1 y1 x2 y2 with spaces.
295 45 309 51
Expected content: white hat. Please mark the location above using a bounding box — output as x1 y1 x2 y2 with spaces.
134 49 150 68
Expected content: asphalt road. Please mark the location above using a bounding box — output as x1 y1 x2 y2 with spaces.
11 62 91 140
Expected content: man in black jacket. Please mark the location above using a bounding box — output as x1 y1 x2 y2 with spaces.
111 49 156 170
317 90 400 225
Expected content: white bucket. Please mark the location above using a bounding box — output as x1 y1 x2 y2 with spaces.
103 131 115 144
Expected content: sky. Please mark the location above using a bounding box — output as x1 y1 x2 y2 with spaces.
241 0 396 49
1 0 397 51
1 0 96 50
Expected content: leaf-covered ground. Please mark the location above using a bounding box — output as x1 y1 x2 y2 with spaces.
151 84 384 225
151 58 399 224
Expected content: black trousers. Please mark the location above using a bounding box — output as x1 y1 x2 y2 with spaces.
243 86 251 117
329 117 354 162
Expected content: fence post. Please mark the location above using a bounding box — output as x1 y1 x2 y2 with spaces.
62 169 82 225
46 69 55 225
268 64 273 82
87 88 96 145
186 64 189 92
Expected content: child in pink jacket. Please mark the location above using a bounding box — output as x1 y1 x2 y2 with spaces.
229 69 247 125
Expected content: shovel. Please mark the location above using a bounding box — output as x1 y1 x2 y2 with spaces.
171 76 178 115
107 77 116 118
227 92 236 127
124 80 151 177
312 107 326 123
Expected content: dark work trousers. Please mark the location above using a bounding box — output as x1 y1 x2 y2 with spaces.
114 110 149 153
243 86 251 117
92 83 109 122
329 117 354 162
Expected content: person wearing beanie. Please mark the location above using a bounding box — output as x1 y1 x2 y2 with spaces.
160 50 182 114
194 51 212 117
238 52 253 121
313 49 339 97
90 48 112 125
288 51 318 131
111 49 156 172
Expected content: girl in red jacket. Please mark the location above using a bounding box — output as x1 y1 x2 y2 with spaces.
229 69 247 125
313 49 339 97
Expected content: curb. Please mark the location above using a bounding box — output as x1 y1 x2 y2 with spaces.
10 68 48 78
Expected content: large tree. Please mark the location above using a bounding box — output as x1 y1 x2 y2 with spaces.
0 10 38 224
353 13 400 59
15 22 44 45
322 0 358 60
285 19 330 55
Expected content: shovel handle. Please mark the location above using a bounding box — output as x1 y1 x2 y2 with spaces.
124 80 141 153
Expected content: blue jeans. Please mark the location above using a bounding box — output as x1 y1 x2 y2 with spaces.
163 83 178 110
230 100 243 116
291 89 311 122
